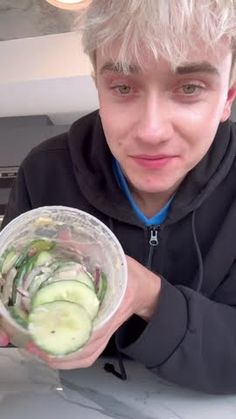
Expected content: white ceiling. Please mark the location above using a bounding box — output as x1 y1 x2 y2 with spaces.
0 0 98 124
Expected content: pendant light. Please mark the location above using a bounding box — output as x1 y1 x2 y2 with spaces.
46 0 90 10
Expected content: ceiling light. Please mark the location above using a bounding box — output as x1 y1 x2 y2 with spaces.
46 0 90 10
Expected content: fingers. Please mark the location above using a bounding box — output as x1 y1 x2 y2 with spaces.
47 339 109 370
24 287 133 370
47 328 111 369
45 309 131 369
27 324 114 370
25 333 109 369
0 329 10 346
26 341 53 362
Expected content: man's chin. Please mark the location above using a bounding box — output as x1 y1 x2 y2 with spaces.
132 184 174 195
129 175 184 195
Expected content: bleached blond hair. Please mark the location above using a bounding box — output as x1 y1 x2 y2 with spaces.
76 0 236 80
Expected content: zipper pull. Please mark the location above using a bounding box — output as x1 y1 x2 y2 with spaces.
149 227 159 246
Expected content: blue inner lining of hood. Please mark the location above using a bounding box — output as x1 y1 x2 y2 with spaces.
112 158 173 226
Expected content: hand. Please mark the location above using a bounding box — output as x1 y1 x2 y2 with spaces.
0 318 10 347
27 256 162 369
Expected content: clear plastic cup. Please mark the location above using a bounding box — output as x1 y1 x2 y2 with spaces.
0 206 127 355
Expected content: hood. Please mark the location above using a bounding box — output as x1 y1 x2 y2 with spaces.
67 111 236 226
169 120 236 223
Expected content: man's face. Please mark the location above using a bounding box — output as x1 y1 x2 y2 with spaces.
96 44 236 195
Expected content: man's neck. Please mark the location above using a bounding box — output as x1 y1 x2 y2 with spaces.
131 189 174 218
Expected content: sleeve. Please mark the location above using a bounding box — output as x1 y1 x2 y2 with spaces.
116 261 236 394
1 165 32 229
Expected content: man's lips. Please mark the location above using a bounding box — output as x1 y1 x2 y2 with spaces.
130 154 177 169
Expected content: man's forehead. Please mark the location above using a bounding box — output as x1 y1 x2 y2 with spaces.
96 39 233 78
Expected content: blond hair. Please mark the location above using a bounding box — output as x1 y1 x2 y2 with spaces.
76 0 236 77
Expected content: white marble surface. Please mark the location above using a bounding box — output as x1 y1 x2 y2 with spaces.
0 0 75 41
0 348 236 418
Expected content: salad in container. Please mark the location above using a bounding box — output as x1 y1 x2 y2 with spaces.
0 206 127 358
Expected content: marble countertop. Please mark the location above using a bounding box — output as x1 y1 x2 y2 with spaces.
0 348 236 419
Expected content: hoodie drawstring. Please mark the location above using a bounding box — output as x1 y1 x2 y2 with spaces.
191 211 204 292
104 213 203 380
104 347 127 380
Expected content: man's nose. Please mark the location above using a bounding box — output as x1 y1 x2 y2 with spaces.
136 93 173 144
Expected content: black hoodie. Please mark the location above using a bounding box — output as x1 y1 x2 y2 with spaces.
3 111 236 394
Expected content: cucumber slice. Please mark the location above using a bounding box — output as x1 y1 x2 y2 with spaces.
97 273 108 303
28 272 53 297
53 261 80 278
15 239 55 269
35 251 53 267
52 262 95 290
50 271 95 291
31 280 100 320
28 301 92 355
1 250 20 275
75 272 95 290
0 247 14 271
28 239 55 253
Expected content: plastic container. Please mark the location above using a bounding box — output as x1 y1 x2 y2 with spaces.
0 206 127 356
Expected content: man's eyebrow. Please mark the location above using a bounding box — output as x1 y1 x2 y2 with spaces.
99 60 220 77
99 61 140 75
175 62 220 76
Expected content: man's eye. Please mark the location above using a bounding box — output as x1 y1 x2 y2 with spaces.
114 85 131 95
181 84 203 95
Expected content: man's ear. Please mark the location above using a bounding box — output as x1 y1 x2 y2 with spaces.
221 84 236 122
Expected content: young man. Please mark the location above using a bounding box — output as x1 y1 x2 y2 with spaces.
2 0 236 393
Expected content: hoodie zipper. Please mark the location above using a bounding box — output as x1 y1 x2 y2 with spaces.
147 226 160 269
